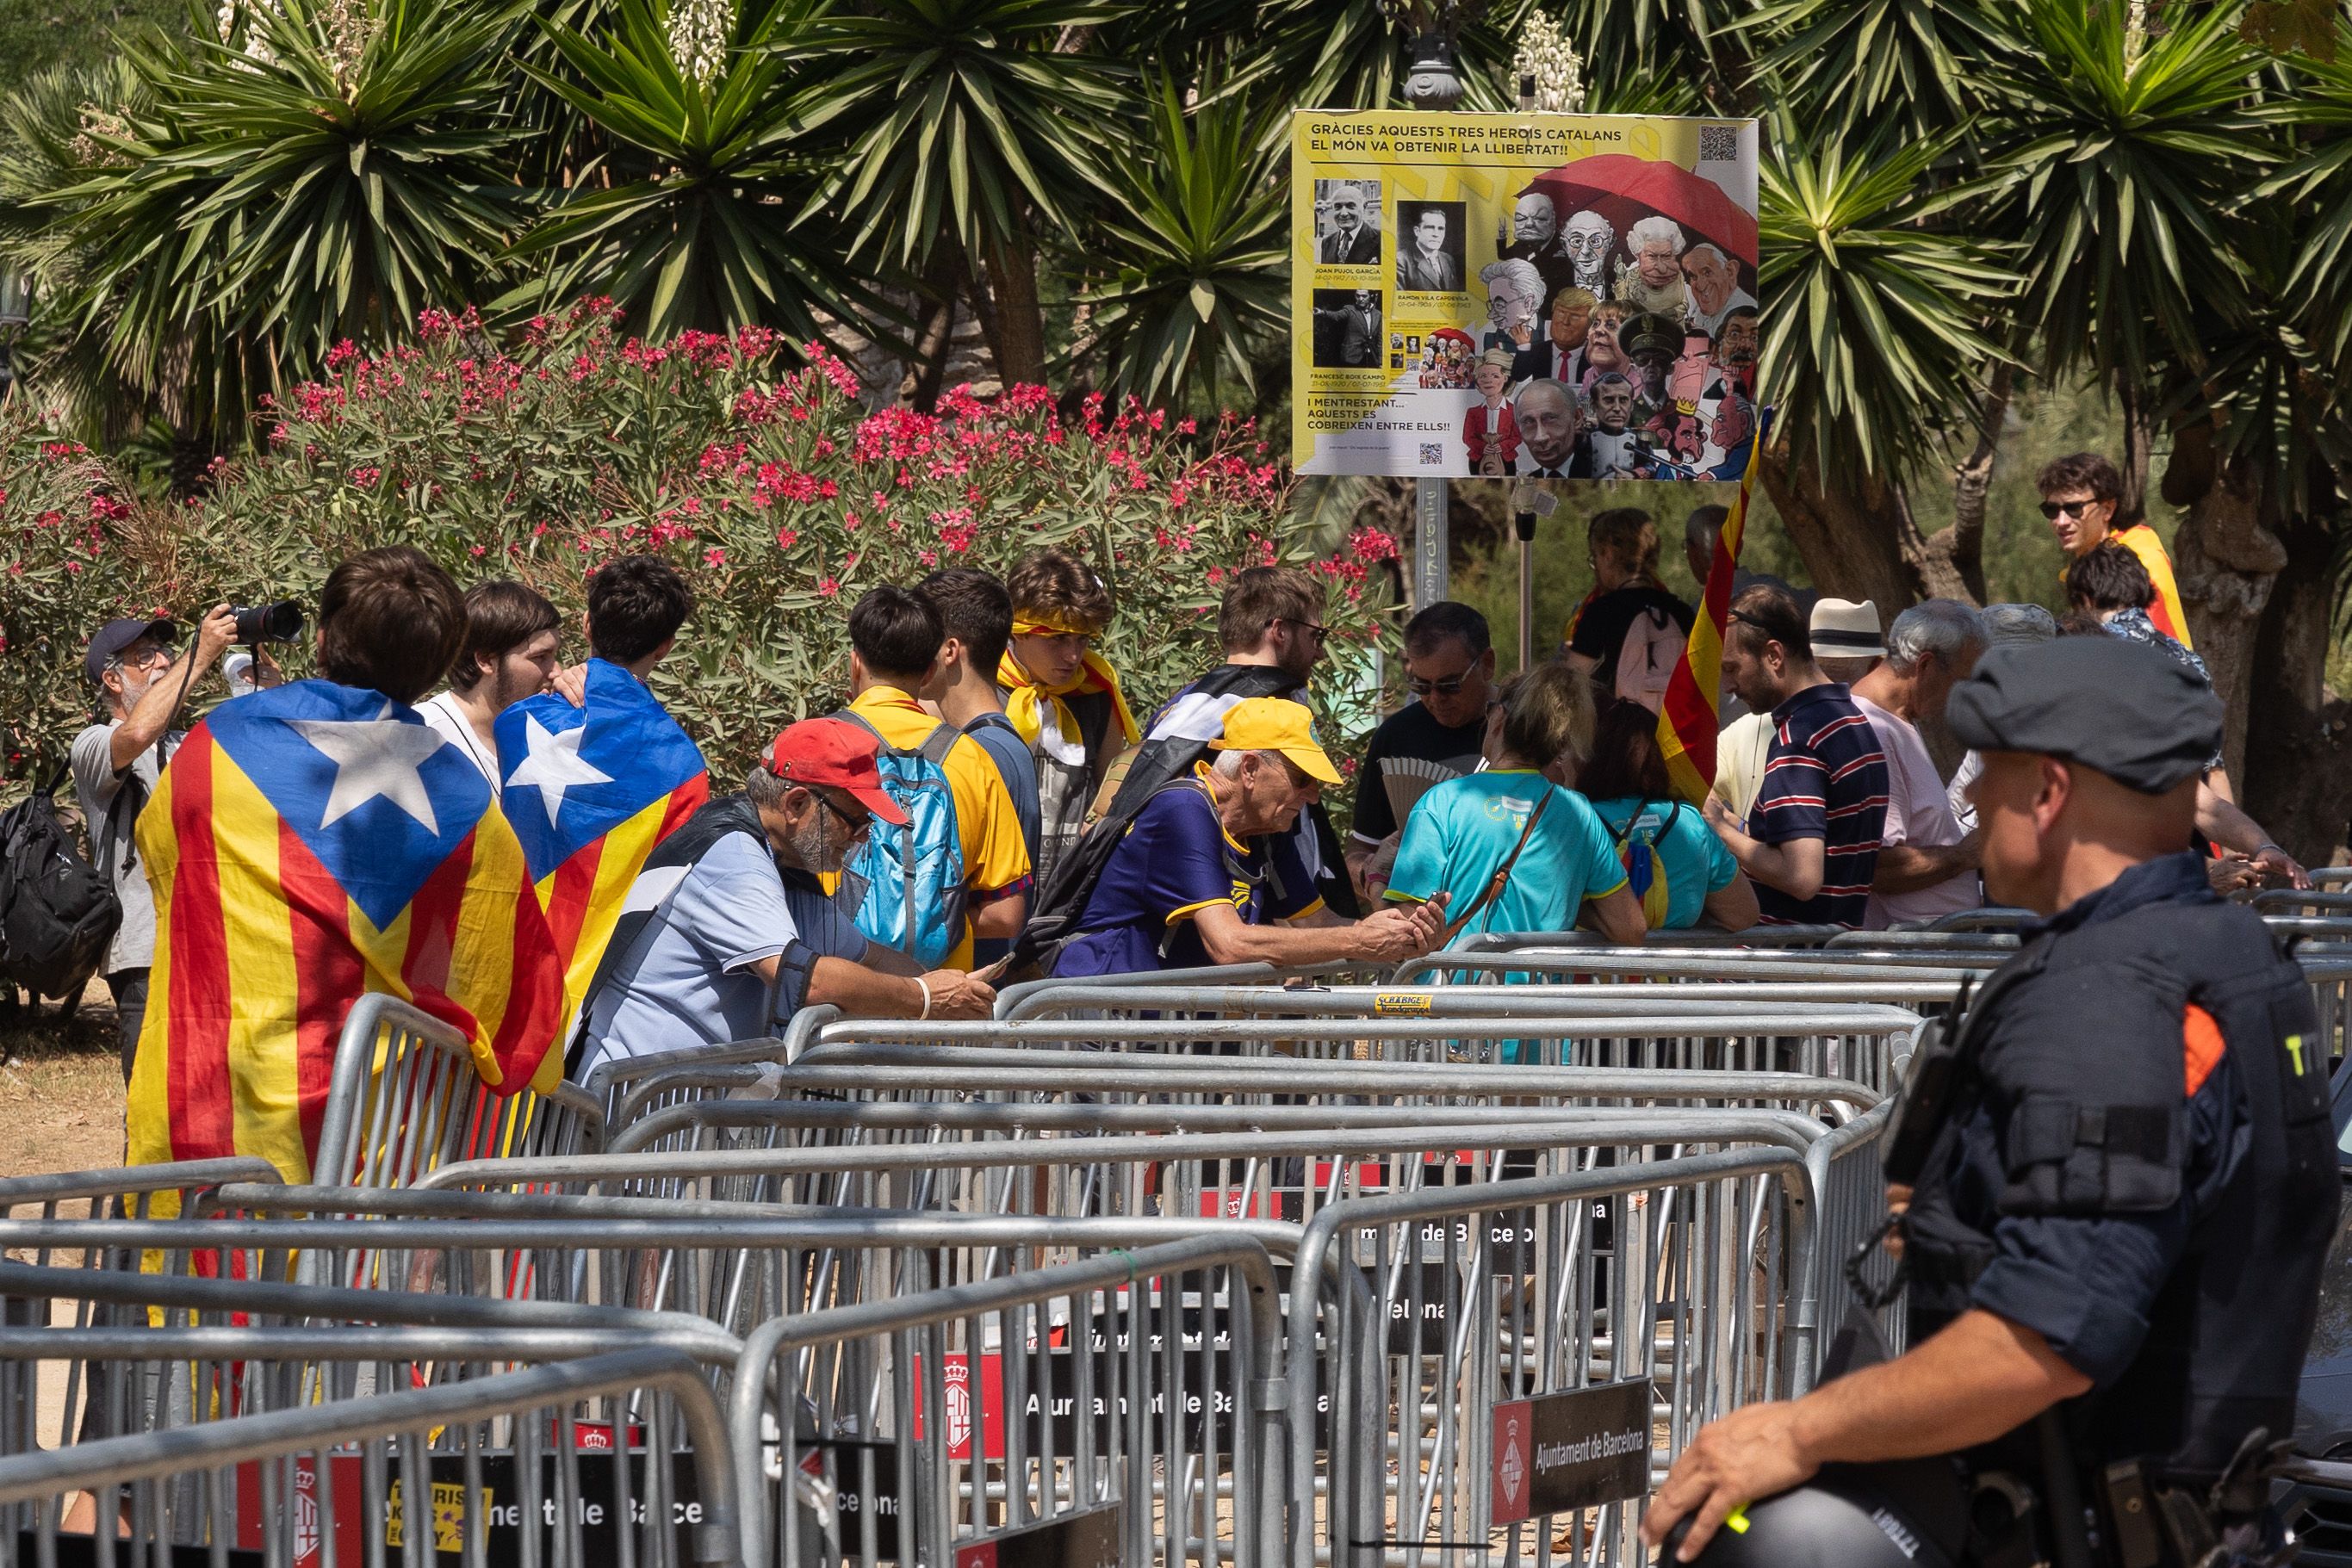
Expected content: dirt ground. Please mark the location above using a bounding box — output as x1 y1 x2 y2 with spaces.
0 981 129 1182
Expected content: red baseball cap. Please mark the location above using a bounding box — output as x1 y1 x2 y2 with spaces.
766 717 909 826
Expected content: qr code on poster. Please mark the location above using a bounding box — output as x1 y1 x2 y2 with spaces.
1419 443 1444 466
1699 124 1738 162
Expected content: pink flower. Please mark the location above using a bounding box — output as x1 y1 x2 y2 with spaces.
776 528 799 548
816 576 841 598
704 548 727 567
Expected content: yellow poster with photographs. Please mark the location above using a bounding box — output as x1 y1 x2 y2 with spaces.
1291 111 1759 480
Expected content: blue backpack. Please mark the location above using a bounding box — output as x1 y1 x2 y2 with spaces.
836 713 966 968
1610 800 1685 929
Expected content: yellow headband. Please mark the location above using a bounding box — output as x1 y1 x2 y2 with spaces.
1013 613 1102 639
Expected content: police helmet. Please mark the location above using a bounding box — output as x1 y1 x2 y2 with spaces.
1658 1460 1968 1568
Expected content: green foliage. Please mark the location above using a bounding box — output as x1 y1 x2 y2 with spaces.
1975 0 2280 385
49 0 525 431
779 0 1128 269
0 306 1392 786
1741 0 2010 140
1071 71 1288 407
0 411 157 778
1758 123 2018 479
508 0 864 338
0 0 183 101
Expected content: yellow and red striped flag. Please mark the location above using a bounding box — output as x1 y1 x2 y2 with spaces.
126 682 567 1187
493 660 708 1033
1655 418 1769 803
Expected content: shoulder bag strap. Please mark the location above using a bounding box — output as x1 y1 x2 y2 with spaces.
1439 787 1555 945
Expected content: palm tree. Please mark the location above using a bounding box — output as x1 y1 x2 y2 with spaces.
51 0 525 441
776 0 1130 387
1070 71 1287 408
509 0 872 339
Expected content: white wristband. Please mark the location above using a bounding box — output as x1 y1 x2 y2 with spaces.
915 976 933 1021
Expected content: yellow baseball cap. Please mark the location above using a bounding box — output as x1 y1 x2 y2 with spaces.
1210 697 1343 786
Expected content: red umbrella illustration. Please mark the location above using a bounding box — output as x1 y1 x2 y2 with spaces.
1525 152 1758 269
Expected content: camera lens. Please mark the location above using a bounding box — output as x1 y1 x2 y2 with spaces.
231 600 307 643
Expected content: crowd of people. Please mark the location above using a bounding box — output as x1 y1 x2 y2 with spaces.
67 444 2308 1176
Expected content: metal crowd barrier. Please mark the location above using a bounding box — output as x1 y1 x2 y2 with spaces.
0 1345 742 1568
315 994 606 1192
788 1011 1924 1089
1285 1144 1856 1567
0 1159 282 1224
729 1236 1285 1568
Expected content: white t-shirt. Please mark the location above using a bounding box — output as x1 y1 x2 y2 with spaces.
1853 694 1978 928
418 691 500 796
1949 751 1983 834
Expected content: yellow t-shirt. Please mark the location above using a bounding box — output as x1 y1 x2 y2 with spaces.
846 685 1034 969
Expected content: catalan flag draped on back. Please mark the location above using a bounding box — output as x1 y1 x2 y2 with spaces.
1655 411 1771 804
494 659 708 1032
126 681 566 1186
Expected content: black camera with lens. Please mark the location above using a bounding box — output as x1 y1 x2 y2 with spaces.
231 600 306 644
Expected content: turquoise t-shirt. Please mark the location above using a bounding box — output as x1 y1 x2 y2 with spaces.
1586 796 1740 929
1387 771 1629 938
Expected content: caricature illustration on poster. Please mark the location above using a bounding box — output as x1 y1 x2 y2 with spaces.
1291 112 1759 481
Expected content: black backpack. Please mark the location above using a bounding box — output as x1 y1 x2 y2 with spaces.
0 765 125 1002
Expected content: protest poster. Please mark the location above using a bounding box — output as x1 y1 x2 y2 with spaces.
1290 112 1759 481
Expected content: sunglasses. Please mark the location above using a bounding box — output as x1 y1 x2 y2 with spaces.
1281 617 1330 647
2040 499 2100 520
1407 672 1475 698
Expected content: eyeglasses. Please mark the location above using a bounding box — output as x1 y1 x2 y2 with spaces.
818 795 875 840
2039 499 2100 520
1280 618 1330 647
108 643 173 673
1406 671 1475 698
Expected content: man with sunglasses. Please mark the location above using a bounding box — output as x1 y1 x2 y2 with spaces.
1347 602 1494 900
572 717 991 1073
72 605 248 1077
2039 451 2191 648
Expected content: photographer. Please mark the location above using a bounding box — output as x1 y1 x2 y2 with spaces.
71 605 270 1077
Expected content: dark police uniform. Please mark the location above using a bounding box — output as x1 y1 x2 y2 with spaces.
1898 637 2340 1566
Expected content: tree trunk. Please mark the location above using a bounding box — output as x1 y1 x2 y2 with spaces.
1933 360 2014 606
2170 452 2287 778
1759 438 1923 613
908 245 964 412
2238 502 2352 869
977 219 1049 388
2117 381 2156 526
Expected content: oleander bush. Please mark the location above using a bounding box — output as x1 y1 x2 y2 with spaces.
2 301 1398 790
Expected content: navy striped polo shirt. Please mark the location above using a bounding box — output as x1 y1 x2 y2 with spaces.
1749 683 1890 929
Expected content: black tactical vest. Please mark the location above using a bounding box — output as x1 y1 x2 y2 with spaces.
1903 894 2338 1484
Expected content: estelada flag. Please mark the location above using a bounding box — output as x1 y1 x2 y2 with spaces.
494 659 707 1029
125 680 567 1187
1655 410 1771 803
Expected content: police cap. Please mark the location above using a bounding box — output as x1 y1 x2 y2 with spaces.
1946 635 2222 793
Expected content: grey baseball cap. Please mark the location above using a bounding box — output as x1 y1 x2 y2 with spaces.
1946 635 2223 794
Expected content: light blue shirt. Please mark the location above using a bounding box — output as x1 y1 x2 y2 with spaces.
578 831 870 1069
1387 771 1628 938
1586 796 1740 929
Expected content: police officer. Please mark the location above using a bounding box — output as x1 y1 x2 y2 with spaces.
1642 635 2339 1568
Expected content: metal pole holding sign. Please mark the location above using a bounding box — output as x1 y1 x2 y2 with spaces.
1414 478 1449 609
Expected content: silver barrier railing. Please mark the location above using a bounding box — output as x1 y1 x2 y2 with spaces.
313 993 606 1191
788 1009 1921 1091
0 1346 743 1568
0 1160 283 1224
1283 1145 1827 1568
1455 927 1846 951
729 1235 1284 1568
